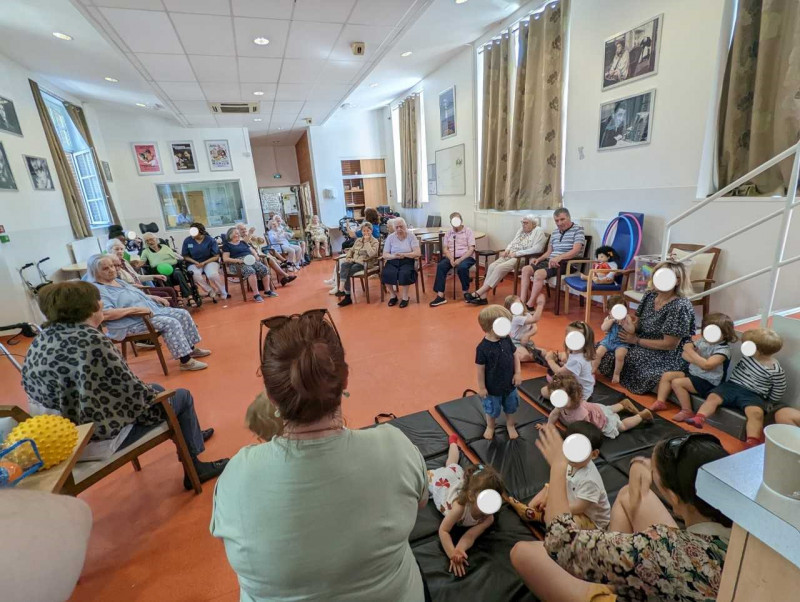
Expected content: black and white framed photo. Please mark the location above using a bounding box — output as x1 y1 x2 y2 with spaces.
0 142 17 191
205 139 233 171
598 89 655 151
439 86 456 139
23 156 54 190
0 95 22 136
602 14 662 91
101 160 113 182
170 140 198 173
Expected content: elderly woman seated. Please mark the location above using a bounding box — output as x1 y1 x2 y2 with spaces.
105 238 178 306
139 232 194 302
236 223 296 285
222 227 278 303
87 254 211 371
381 217 420 308
335 221 379 307
181 222 227 301
307 215 329 259
273 214 309 264
21 281 228 488
267 219 304 269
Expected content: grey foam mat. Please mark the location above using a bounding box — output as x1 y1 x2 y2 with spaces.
367 410 451 459
436 393 546 443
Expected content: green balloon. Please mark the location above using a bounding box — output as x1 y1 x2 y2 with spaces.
156 263 174 276
123 252 131 262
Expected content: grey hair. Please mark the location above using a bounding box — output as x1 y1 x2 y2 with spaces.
142 232 158 241
106 238 124 252
553 207 570 218
393 217 407 228
360 221 373 231
522 214 540 226
87 253 114 281
226 227 238 239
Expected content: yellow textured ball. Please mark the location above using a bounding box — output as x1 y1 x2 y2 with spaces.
4 415 78 470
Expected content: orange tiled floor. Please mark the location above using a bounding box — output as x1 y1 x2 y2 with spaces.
0 259 745 602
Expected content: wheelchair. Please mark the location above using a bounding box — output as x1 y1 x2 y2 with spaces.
138 222 204 308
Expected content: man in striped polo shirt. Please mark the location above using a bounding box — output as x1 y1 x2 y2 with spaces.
519 208 586 309
687 328 786 448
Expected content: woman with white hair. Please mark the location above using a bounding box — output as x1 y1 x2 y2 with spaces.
105 239 178 306
307 215 329 258
87 254 211 371
273 215 309 265
381 217 420 308
267 220 303 268
139 232 194 301
465 215 546 304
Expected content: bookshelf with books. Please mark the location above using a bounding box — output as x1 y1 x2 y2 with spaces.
341 158 387 219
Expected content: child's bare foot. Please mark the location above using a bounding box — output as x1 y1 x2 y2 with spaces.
507 424 519 439
612 372 621 384
619 398 638 415
483 426 495 440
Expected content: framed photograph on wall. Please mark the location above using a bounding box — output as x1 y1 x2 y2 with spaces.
170 140 198 173
0 95 22 136
23 156 54 190
101 160 113 182
205 139 233 171
435 143 466 196
439 86 456 139
598 89 655 151
131 142 163 175
0 142 17 191
602 14 662 91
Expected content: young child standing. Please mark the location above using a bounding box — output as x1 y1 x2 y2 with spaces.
580 245 618 284
687 328 786 448
542 321 596 401
507 421 610 530
541 373 653 439
504 293 546 364
476 305 522 440
428 436 506 578
593 295 634 383
652 313 737 421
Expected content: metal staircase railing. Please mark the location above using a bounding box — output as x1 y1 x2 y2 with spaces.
661 141 800 326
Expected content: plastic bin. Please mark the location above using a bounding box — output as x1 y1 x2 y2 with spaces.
632 254 694 293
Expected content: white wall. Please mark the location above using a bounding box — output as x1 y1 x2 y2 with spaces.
308 109 388 229
0 54 85 324
251 143 300 188
91 106 264 240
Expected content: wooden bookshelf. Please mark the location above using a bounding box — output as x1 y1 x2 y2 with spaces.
341 159 387 218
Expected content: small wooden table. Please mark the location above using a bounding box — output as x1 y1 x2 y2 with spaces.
61 262 87 275
16 423 94 494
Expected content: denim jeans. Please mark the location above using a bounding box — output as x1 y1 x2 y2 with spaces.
434 256 475 294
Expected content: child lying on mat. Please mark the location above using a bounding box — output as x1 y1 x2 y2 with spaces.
592 295 635 383
652 312 737 422
504 294 547 365
542 321 596 400
429 435 506 578
507 422 610 530
540 373 653 439
687 328 786 448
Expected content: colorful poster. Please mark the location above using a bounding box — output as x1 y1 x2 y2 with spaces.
205 139 233 171
132 142 162 175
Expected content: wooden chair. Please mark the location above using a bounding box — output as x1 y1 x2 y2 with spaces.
0 390 202 496
563 258 635 322
348 240 383 304
220 253 249 301
379 256 424 303
117 315 168 376
624 243 722 317
502 233 552 296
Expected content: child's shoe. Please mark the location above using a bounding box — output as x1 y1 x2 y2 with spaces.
672 410 695 422
650 400 669 412
685 414 706 429
744 436 764 449
638 409 654 423
620 398 639 415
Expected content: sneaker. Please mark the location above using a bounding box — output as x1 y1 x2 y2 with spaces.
335 290 346 297
266 290 279 297
323 278 334 286
253 294 264 303
337 295 353 307
463 292 473 302
399 299 409 308
180 358 208 371
468 296 488 306
184 458 229 490
430 296 447 307
329 287 339 295
190 348 212 358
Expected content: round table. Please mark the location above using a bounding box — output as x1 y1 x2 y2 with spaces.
408 227 486 241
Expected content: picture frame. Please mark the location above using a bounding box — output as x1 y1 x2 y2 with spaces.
435 143 466 196
598 89 656 151
427 163 437 195
23 155 55 190
170 140 198 173
101 160 113 182
439 86 456 139
205 139 233 172
131 142 163 175
0 95 22 136
0 142 17 191
602 14 663 91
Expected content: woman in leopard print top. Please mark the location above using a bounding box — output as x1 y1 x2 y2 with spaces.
21 281 228 487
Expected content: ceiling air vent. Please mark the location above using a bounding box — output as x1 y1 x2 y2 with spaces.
209 102 260 114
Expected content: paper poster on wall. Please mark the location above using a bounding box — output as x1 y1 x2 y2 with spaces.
0 142 17 191
23 156 54 190
439 86 456 139
435 144 465 196
603 14 662 91
427 163 437 195
205 139 233 171
170 141 198 173
132 142 163 175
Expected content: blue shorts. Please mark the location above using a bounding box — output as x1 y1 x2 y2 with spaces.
482 388 520 418
688 374 717 398
713 381 767 411
598 335 629 352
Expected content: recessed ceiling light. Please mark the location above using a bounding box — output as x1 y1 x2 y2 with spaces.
401 51 413 57
370 83 380 88
253 37 270 46
104 77 119 83
455 0 469 4
253 91 265 96
135 103 147 108
52 32 72 41
253 118 263 122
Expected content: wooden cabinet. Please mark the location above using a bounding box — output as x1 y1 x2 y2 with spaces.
341 158 387 219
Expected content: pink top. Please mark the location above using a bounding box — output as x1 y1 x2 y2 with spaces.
553 401 608 430
443 226 476 259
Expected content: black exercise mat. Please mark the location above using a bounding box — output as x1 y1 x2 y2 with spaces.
412 507 536 602
518 377 684 461
597 462 630 506
367 410 451 459
436 394 546 443
410 452 473 543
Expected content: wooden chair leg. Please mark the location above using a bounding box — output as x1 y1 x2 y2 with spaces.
121 342 128 360
365 277 371 303
130 341 139 357
154 338 169 376
584 281 593 323
414 278 420 303
131 458 142 472
564 286 570 314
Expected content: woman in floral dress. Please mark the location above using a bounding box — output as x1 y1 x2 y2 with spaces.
511 426 731 601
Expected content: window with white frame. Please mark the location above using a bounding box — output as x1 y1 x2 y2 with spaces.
43 92 112 228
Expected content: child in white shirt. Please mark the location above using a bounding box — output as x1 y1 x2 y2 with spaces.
504 293 546 365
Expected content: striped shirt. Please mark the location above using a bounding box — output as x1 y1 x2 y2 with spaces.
728 356 786 403
551 223 586 256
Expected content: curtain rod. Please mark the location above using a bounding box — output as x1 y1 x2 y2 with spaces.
477 0 560 54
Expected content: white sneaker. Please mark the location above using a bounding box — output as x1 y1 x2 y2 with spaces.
191 348 212 358
323 278 334 285
180 358 208 371
328 286 339 295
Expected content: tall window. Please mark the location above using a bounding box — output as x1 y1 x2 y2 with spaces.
43 92 112 227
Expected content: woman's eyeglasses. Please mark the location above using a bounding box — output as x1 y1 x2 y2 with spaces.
258 309 339 363
664 433 720 461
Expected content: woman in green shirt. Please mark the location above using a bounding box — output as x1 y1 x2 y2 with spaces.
140 232 193 300
211 311 431 601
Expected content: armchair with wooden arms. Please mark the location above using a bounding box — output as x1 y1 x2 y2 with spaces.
219 251 250 302
506 233 551 296
115 315 168 376
0 389 201 495
347 239 383 304
379 255 425 303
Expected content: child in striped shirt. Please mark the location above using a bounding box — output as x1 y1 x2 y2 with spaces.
687 328 786 448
